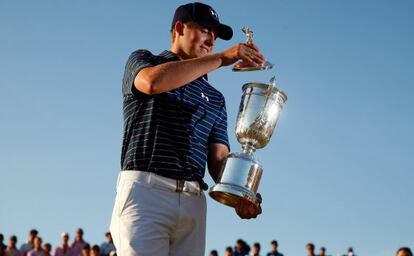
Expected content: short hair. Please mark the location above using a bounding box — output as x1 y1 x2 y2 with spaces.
0 234 3 240
320 247 326 252
76 228 84 235
306 243 315 250
105 232 111 237
397 247 413 256
83 243 90 250
210 249 218 256
271 240 278 246
225 246 233 252
10 235 17 242
30 229 38 236
92 245 100 252
44 243 52 251
253 242 261 249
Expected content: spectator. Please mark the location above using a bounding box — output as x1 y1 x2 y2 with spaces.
225 246 234 256
209 250 219 256
99 233 115 256
90 245 100 256
42 243 51 256
251 242 261 256
0 234 7 256
396 247 413 256
20 229 38 256
27 237 44 256
346 247 355 256
266 240 283 256
71 229 87 256
54 232 73 256
81 244 90 256
4 235 20 256
234 239 250 256
306 243 316 256
319 247 326 256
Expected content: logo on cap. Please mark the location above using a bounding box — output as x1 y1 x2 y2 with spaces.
209 8 219 20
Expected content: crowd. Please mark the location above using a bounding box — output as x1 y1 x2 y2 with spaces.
0 229 116 256
1 229 412 256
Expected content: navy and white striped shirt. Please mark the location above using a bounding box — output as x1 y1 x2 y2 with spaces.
121 49 230 181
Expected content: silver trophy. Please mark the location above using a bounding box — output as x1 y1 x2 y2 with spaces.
209 77 287 207
233 26 274 72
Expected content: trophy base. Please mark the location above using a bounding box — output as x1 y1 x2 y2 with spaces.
209 183 258 208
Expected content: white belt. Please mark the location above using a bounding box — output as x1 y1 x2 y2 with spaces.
118 170 203 195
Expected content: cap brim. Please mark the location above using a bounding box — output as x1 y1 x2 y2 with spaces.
216 23 233 40
197 21 233 41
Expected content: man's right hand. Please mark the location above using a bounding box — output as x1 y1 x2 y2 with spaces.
219 43 266 68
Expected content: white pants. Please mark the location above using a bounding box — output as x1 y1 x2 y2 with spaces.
109 171 206 256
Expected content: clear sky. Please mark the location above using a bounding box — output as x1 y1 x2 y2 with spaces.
1 1 413 255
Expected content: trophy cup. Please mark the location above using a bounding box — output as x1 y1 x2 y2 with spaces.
209 76 287 207
232 26 274 72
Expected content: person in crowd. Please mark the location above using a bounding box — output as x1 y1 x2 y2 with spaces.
396 247 413 256
250 242 261 256
266 240 283 256
19 229 38 256
209 250 219 256
318 246 327 256
346 247 355 256
54 232 73 256
4 235 21 256
0 233 7 256
306 243 316 256
90 245 100 256
71 229 87 256
81 244 90 256
42 244 51 256
225 246 234 256
27 237 44 256
234 239 250 256
99 233 115 256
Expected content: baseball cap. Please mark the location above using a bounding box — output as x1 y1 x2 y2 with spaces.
171 2 233 40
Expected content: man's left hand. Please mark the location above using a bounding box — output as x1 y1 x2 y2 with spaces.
235 193 262 219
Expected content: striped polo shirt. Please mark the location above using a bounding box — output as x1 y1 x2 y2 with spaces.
120 49 230 181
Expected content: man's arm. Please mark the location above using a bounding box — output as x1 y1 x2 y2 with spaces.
135 43 264 95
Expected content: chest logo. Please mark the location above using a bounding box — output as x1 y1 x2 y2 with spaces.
201 92 209 102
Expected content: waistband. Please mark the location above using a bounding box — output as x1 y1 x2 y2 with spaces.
117 170 204 196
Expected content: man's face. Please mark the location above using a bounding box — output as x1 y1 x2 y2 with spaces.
181 23 217 58
252 245 260 254
306 245 314 255
34 238 42 249
271 244 277 252
62 235 69 244
397 251 411 256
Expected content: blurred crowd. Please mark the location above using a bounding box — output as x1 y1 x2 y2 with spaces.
0 228 115 256
1 229 412 256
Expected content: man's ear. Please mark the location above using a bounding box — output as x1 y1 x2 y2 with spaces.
174 21 185 36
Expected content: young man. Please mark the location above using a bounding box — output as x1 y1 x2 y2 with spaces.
109 2 265 255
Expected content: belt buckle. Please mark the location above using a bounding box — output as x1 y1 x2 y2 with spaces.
176 180 185 192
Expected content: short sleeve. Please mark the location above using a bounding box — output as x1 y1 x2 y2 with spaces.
122 49 155 95
209 96 230 151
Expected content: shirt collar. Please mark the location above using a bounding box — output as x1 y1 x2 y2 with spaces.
160 50 208 81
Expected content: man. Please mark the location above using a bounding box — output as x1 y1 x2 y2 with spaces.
54 232 73 256
4 235 21 256
109 2 265 256
19 230 38 256
251 242 261 256
209 250 219 256
318 247 326 256
99 233 115 256
71 229 88 256
266 240 283 256
306 243 316 256
396 247 413 256
0 234 7 256
27 237 44 256
225 247 234 256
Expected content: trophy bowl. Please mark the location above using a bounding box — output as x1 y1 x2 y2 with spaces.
209 81 287 208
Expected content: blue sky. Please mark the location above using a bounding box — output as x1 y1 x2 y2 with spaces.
0 1 413 255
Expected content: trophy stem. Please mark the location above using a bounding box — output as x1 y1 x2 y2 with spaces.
242 143 256 155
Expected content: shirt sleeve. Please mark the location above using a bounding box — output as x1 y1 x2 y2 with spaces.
208 96 230 151
122 49 155 96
